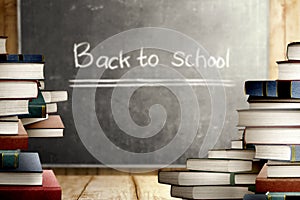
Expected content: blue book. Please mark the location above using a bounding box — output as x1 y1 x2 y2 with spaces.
0 152 42 185
0 54 44 63
245 80 300 98
244 192 300 200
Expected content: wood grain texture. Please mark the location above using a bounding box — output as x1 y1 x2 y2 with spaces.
0 0 5 36
56 175 92 200
133 175 180 200
4 0 17 53
269 0 286 79
78 175 137 200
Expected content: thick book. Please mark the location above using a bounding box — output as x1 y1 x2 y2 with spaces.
41 91 68 103
171 185 254 199
244 80 300 98
267 162 300 178
256 164 300 192
0 152 42 185
0 62 44 80
237 109 300 126
158 171 257 186
46 103 57 113
19 90 46 118
255 144 300 161
0 117 18 135
0 120 28 150
0 99 29 117
208 149 255 160
244 126 300 145
0 36 7 54
244 193 300 200
0 170 61 200
287 42 300 60
0 80 38 99
186 158 262 173
0 150 20 169
277 60 300 80
24 115 64 137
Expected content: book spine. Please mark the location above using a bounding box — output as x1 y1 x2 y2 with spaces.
0 150 20 168
243 194 267 200
0 54 44 62
290 145 300 162
19 105 46 118
0 137 28 150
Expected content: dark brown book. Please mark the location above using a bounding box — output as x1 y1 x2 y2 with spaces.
256 163 300 193
24 115 64 137
0 120 28 150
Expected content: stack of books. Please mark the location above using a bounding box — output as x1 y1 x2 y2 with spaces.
239 42 300 199
158 141 261 199
0 36 62 199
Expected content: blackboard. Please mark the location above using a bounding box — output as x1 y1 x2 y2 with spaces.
20 0 268 167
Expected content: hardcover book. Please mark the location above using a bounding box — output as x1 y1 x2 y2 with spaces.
0 120 28 150
41 91 68 103
0 99 29 117
255 144 300 161
19 90 46 118
0 170 61 200
0 80 38 99
0 152 42 185
256 164 300 192
0 150 20 169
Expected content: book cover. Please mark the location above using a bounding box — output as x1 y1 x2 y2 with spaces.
0 121 28 150
0 150 20 169
24 115 64 129
244 80 300 98
256 164 300 192
0 170 61 200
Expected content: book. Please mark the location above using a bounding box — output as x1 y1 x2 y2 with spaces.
24 115 64 137
256 163 300 192
21 114 48 126
19 90 46 118
171 185 254 199
0 150 20 169
247 96 300 109
237 109 300 126
186 158 260 173
255 144 300 161
267 162 300 178
41 91 68 103
244 193 300 200
0 99 29 116
0 54 44 62
0 170 61 200
0 36 7 54
46 103 57 113
0 120 28 150
231 140 244 149
0 62 44 80
158 171 257 186
277 60 300 80
244 126 300 144
208 149 255 160
0 80 38 99
244 80 300 98
0 116 18 135
0 152 42 185
287 42 300 60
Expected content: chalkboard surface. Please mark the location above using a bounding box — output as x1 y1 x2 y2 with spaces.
20 0 268 167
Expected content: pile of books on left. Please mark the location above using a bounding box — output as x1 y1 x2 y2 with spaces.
0 36 61 199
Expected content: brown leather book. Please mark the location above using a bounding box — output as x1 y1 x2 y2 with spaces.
256 163 300 192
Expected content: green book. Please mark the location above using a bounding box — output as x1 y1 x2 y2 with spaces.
0 150 20 169
19 90 46 118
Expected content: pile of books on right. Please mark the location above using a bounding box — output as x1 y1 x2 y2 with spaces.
240 41 300 200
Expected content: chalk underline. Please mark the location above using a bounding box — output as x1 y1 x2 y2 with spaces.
69 79 235 87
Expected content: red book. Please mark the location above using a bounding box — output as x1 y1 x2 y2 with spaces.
0 120 28 150
256 163 300 192
0 170 61 200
